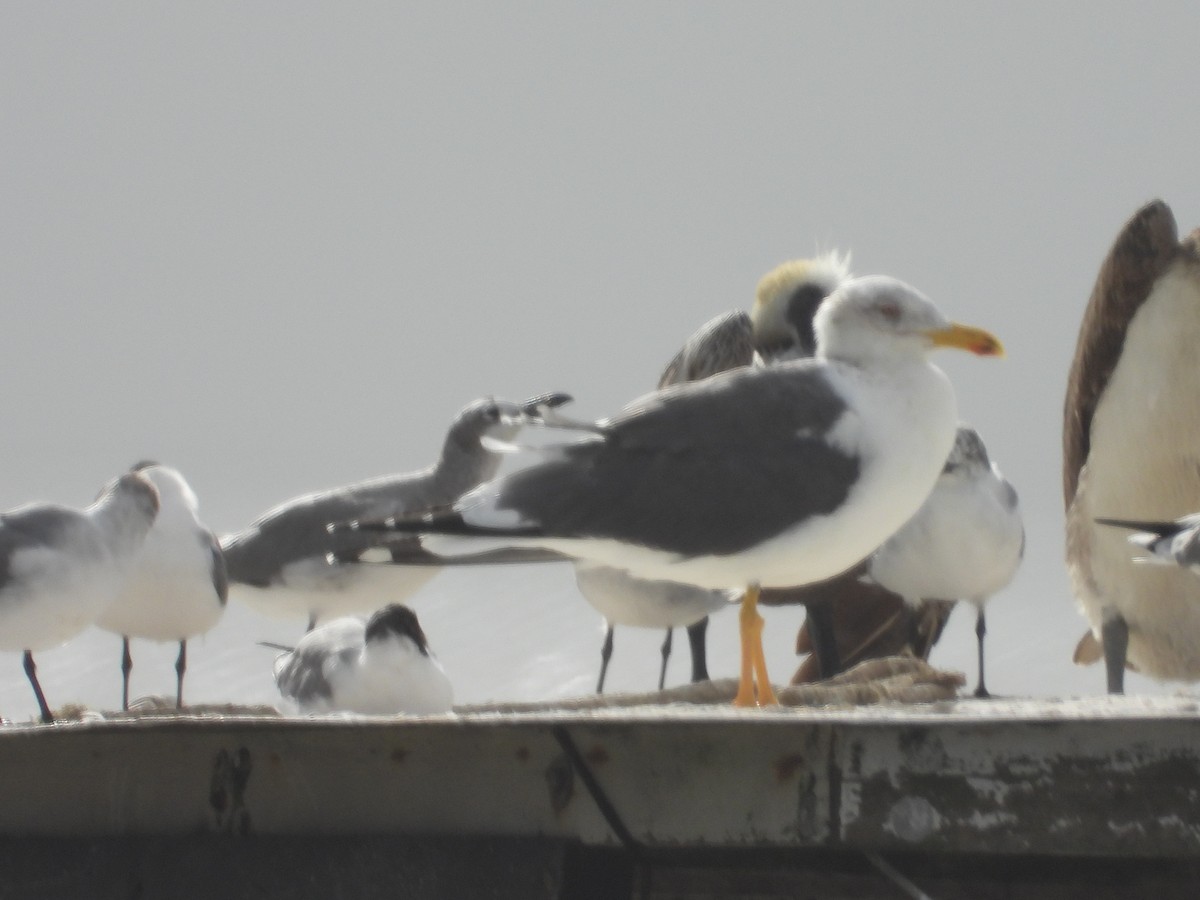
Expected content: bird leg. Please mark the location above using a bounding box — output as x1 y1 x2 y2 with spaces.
1102 613 1128 695
973 609 990 698
596 625 615 694
734 584 778 707
121 636 133 711
175 640 188 709
658 628 673 690
804 600 842 680
686 616 710 683
24 651 53 724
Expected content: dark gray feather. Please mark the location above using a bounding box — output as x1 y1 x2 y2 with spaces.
489 361 859 557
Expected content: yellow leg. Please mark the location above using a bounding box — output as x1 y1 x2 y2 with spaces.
734 584 777 707
745 584 778 706
733 586 759 707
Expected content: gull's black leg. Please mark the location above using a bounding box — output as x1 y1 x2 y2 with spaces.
175 640 188 709
686 616 710 683
1102 613 1129 695
596 625 614 694
657 628 673 690
24 651 53 724
973 608 990 698
121 636 133 711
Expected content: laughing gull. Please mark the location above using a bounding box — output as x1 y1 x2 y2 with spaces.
344 276 1004 707
221 393 570 628
0 472 160 723
582 254 851 692
1095 513 1200 574
95 463 227 710
574 561 736 692
1064 199 1200 693
270 604 453 715
868 425 1025 697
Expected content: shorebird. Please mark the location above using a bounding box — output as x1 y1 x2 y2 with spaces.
95 462 227 710
221 393 570 628
342 276 1003 706
868 425 1024 697
270 604 453 715
1064 199 1200 693
0 472 160 722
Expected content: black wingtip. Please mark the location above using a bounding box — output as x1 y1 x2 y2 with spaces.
1094 517 1178 536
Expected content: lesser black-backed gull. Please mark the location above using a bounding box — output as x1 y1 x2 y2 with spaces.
345 276 1003 707
221 393 570 628
0 472 160 722
1064 199 1200 693
868 425 1024 697
580 253 851 692
270 604 453 715
95 463 228 710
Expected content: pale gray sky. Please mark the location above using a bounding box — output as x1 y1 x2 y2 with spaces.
2 3 1199 718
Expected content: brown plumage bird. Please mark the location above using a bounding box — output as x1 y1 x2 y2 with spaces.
1064 199 1200 693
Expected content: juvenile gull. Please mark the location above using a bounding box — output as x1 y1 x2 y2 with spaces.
221 393 569 628
868 425 1025 697
96 463 227 710
346 276 1003 706
0 472 160 722
271 604 453 715
1064 199 1200 693
1095 513 1200 574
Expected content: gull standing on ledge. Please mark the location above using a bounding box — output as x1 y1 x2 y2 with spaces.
271 604 453 715
868 425 1025 697
345 276 1003 707
0 472 160 722
581 253 850 692
220 393 570 628
96 462 228 710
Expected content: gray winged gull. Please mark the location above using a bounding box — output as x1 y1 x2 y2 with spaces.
581 253 852 692
220 393 570 628
95 462 228 711
868 424 1025 697
0 472 160 722
1095 514 1200 575
1064 199 1200 693
270 603 453 715
345 276 1004 706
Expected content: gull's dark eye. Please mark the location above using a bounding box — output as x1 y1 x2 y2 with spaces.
876 300 902 323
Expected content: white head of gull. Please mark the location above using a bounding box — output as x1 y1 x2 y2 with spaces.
95 462 228 711
271 603 453 715
346 276 1003 706
869 425 1025 697
0 471 160 723
220 392 570 629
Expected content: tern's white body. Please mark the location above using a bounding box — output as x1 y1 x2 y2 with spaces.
274 615 453 715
